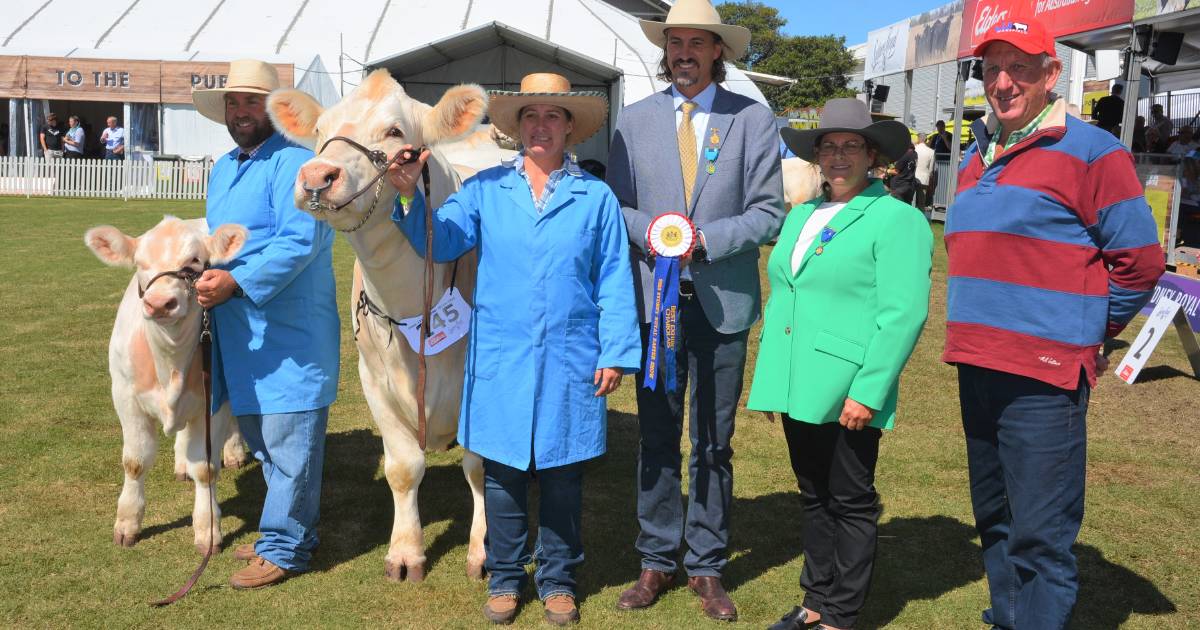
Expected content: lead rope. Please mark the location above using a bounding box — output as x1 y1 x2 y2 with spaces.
150 309 216 606
417 164 433 451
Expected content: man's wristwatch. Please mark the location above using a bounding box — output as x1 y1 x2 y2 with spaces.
232 283 245 298
692 230 708 263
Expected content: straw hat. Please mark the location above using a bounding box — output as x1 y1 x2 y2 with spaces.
488 73 608 146
780 98 911 163
192 59 280 124
640 0 751 59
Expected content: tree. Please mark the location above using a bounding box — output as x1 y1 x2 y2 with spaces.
716 2 858 112
756 35 857 111
716 1 786 69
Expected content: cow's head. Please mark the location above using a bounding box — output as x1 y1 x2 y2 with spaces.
267 69 487 231
85 217 247 322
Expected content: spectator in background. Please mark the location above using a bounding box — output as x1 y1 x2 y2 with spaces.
1167 126 1198 157
64 115 85 158
1149 104 1172 152
914 132 936 210
39 113 64 160
100 116 125 160
887 140 918 205
1093 84 1124 135
1132 115 1147 152
931 119 953 155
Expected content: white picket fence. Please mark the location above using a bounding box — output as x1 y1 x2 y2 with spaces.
0 156 212 200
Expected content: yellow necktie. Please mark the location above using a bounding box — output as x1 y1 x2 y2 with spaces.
678 101 698 209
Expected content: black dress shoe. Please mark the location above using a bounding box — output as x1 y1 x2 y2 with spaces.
768 606 817 630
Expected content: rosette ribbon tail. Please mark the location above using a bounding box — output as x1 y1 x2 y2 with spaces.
643 255 681 392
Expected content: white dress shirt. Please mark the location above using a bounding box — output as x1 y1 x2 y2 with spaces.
791 201 846 275
671 82 717 170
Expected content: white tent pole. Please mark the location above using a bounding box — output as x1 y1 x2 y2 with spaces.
950 60 967 173
1119 41 1141 150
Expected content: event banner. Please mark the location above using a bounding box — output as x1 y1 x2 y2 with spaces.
866 18 911 79
1141 272 1200 333
907 1 965 70
1135 0 1195 20
958 0 1135 58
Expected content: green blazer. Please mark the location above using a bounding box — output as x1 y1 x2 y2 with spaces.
747 180 932 430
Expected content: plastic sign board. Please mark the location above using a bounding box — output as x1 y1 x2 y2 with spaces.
1116 297 1180 383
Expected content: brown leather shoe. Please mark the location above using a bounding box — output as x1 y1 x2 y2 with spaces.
233 543 259 562
688 576 738 621
482 594 519 625
617 569 674 610
229 557 291 590
544 594 580 626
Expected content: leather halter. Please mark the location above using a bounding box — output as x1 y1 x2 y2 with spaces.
137 265 205 299
302 136 428 233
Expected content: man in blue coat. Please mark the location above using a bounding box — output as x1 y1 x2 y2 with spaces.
193 59 340 589
607 0 786 621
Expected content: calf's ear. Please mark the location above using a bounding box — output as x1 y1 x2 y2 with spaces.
421 84 488 145
85 226 137 267
268 88 323 147
208 224 249 265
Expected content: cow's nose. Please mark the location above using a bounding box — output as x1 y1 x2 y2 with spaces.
300 162 341 192
144 294 179 319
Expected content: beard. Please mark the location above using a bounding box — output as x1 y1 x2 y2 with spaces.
671 58 702 89
226 117 274 150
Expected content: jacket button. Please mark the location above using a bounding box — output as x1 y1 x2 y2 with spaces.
784 326 791 335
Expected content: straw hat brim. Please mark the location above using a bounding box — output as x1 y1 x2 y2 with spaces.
781 121 912 163
192 86 273 124
639 20 751 59
488 91 609 147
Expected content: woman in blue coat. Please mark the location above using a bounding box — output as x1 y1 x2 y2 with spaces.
388 73 641 626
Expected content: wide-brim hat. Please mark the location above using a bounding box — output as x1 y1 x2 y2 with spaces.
192 59 280 124
488 73 608 146
780 98 911 163
639 0 751 59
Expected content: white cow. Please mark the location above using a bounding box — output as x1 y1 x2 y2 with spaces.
266 70 487 581
782 156 825 208
86 216 248 553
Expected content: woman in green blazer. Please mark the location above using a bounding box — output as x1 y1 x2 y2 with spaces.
751 99 932 630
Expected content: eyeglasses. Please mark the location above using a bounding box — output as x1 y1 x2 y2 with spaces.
816 141 866 157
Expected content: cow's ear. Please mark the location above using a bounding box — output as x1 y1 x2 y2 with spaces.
85 226 137 268
268 88 323 146
207 224 248 265
422 84 488 144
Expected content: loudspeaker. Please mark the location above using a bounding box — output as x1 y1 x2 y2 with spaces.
1135 25 1153 55
873 84 890 103
1150 31 1184 66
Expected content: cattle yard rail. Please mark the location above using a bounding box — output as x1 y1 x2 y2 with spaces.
0 156 212 201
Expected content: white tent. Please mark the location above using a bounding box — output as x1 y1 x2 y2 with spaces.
2 0 769 161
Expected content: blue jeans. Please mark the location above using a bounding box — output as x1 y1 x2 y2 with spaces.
237 407 329 572
958 365 1089 630
484 458 583 600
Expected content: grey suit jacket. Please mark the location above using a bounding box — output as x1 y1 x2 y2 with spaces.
607 86 786 334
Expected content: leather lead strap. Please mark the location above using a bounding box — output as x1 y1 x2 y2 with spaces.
150 310 216 607
417 162 433 451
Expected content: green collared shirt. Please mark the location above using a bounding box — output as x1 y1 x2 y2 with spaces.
983 103 1053 166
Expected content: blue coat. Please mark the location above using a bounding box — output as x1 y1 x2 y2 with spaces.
392 161 641 470
206 133 340 416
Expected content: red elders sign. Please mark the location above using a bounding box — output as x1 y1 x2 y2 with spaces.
958 0 1133 58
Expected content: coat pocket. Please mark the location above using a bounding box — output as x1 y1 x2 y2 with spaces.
564 318 601 383
470 316 503 380
813 330 865 365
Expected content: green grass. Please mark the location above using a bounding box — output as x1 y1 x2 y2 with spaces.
0 197 1196 628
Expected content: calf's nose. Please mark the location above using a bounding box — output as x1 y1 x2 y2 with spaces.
300 162 341 192
143 294 179 319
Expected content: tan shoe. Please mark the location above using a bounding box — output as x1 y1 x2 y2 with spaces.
482 593 519 625
230 557 291 590
544 594 580 626
233 543 260 562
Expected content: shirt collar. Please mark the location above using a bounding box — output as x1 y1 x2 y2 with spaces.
671 82 717 113
228 134 274 162
502 151 582 177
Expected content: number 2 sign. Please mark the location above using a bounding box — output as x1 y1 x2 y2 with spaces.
1114 297 1200 383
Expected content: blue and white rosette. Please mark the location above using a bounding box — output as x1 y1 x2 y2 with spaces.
643 212 696 392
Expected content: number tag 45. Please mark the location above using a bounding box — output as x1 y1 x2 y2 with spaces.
394 288 472 356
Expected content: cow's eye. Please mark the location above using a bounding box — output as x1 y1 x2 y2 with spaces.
387 127 404 138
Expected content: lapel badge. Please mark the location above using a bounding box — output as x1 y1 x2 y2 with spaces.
706 163 716 174
814 227 836 256
814 246 824 256
709 127 720 146
704 147 719 162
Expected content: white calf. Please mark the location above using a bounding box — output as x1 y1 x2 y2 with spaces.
86 217 247 553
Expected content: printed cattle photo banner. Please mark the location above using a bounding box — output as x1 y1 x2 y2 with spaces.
906 1 965 70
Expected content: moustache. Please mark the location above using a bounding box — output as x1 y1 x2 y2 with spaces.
672 58 699 68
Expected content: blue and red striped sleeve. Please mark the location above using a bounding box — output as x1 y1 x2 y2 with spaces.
1082 147 1165 336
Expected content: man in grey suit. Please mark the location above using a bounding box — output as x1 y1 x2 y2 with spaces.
606 0 785 621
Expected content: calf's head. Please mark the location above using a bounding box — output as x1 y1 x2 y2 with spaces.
267 69 486 231
85 217 247 322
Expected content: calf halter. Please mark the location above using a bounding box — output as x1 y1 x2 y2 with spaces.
137 265 205 299
303 136 429 233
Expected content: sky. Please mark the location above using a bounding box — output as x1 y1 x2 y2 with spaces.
760 0 938 45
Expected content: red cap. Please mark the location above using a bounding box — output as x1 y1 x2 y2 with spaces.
973 16 1056 58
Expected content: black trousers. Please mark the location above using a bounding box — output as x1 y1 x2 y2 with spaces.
782 416 882 629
